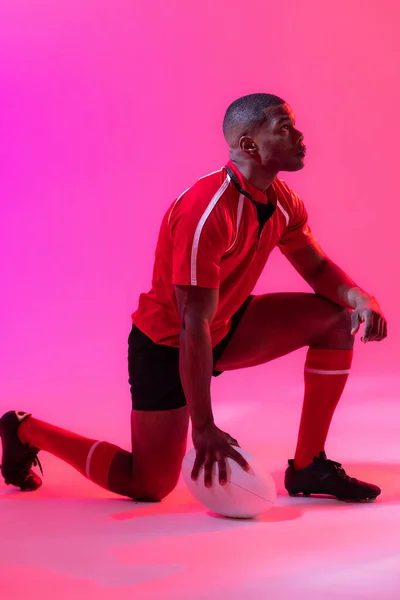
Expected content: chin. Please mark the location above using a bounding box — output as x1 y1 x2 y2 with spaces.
284 159 305 172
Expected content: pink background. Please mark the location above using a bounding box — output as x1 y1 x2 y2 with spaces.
1 0 399 435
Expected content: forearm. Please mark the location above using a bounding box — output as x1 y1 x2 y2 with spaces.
179 318 214 429
311 258 370 309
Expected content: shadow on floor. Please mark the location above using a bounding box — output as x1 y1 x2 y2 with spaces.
1 461 400 526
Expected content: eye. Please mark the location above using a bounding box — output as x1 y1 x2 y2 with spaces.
281 124 290 132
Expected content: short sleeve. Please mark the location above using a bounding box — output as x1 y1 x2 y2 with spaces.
169 191 231 289
278 191 316 256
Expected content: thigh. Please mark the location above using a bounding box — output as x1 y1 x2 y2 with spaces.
128 325 187 411
128 325 189 499
130 406 189 501
215 292 348 372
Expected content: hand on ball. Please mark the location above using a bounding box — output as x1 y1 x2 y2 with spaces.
191 423 250 487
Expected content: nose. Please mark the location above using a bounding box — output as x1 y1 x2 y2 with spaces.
295 128 304 144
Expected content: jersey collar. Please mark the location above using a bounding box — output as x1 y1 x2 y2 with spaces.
225 160 276 206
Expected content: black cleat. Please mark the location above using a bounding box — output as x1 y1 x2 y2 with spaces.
0 411 43 491
284 451 381 502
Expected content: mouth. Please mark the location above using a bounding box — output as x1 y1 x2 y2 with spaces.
296 147 306 157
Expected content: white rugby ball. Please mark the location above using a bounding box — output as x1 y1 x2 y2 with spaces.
182 447 276 519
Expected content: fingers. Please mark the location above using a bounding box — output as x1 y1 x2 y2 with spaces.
192 449 249 488
204 456 215 488
222 430 240 447
228 436 240 447
375 317 388 342
217 451 249 485
351 305 387 343
361 312 388 343
375 317 384 342
350 311 360 335
191 452 205 482
209 450 249 487
192 452 219 488
228 447 251 472
218 457 227 486
361 311 374 342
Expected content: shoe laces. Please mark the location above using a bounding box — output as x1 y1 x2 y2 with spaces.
1 448 43 478
318 457 354 482
27 451 43 476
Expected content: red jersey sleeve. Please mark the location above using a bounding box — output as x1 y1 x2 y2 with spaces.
168 182 232 289
278 188 316 256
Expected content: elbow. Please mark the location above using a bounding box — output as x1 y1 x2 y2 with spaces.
180 302 210 330
307 259 329 293
180 312 209 337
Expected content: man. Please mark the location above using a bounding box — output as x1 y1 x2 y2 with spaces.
1 93 387 502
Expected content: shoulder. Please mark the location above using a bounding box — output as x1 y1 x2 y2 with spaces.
273 178 301 206
168 167 235 232
273 178 307 218
182 168 232 207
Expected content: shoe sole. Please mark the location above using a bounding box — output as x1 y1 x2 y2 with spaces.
4 480 42 491
0 412 42 491
21 481 42 492
288 491 380 502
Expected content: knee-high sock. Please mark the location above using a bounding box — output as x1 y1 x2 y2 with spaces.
293 348 353 470
18 417 132 495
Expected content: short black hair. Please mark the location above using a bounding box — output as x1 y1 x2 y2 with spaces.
223 93 286 145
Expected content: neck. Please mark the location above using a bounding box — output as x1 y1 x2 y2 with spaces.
229 151 278 192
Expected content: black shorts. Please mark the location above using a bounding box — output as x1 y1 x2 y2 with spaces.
128 296 253 411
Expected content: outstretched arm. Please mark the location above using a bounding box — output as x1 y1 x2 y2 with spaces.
175 285 249 486
175 285 218 430
286 244 387 343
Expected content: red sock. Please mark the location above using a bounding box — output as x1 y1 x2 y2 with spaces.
293 348 353 470
18 417 131 492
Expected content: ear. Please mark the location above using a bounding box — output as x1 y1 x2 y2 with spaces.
239 136 258 154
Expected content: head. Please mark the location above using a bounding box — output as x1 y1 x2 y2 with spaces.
223 93 306 173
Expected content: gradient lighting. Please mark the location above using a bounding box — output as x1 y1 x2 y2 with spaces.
1 1 400 597
1 0 398 423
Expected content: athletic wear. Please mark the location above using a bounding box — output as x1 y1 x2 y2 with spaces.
293 348 353 469
17 415 124 490
132 161 316 349
285 451 381 501
128 296 254 411
0 411 42 491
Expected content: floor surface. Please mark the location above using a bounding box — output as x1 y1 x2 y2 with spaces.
1 369 400 599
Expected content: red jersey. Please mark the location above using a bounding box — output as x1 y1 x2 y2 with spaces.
132 160 316 347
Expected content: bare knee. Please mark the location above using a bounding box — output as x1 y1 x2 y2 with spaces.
313 305 354 349
334 305 353 331
129 473 180 502
128 406 189 501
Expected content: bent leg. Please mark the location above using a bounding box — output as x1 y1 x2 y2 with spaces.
6 325 191 499
215 293 354 468
126 407 189 501
215 292 353 371
18 406 188 501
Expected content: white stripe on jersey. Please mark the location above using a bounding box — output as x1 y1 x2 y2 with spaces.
168 168 224 225
226 193 245 252
277 200 290 226
190 176 230 285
